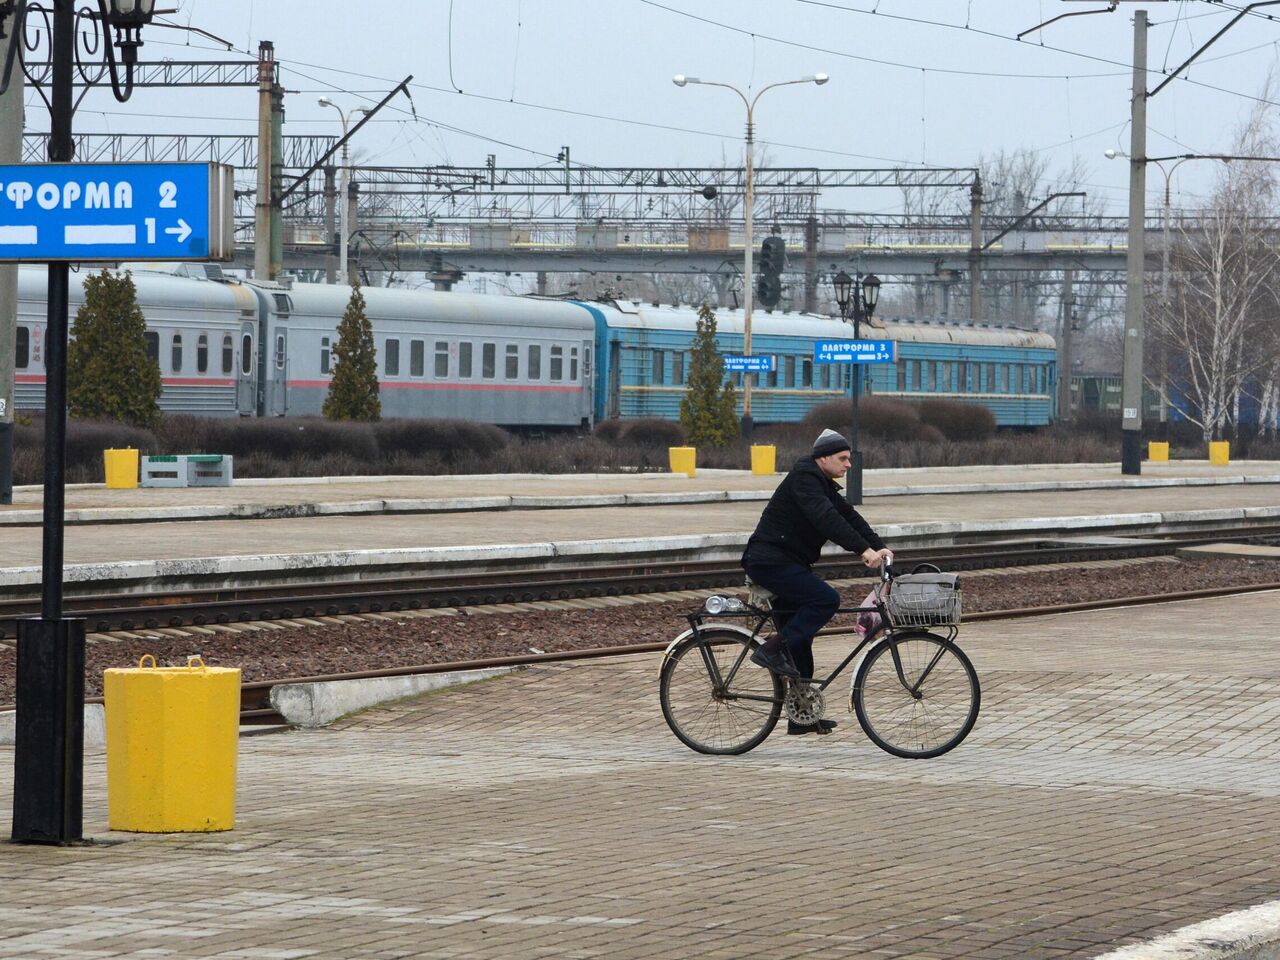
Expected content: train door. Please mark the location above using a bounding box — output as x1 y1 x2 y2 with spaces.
236 321 256 415
271 328 288 416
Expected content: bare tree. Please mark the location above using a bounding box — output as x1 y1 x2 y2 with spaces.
1152 99 1280 440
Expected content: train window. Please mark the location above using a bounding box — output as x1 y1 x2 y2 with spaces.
652 349 665 385
966 362 976 392
909 360 919 391
785 356 796 388
223 335 234 375
895 362 905 392
802 359 812 388
942 362 952 391
321 337 331 375
983 363 993 392
550 345 563 381
926 361 935 391
171 333 183 373
998 365 1008 392
15 326 28 369
434 341 448 379
583 347 591 381
240 334 252 375
571 347 580 381
505 344 519 380
197 334 209 374
459 342 474 379
275 334 286 371
482 343 495 379
385 339 400 376
527 344 541 380
410 340 425 378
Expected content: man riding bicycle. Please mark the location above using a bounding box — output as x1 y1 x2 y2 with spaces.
743 429 893 734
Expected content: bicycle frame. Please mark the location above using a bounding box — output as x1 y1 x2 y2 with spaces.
684 596 961 700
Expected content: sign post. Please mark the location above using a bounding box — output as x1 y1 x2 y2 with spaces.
813 340 897 504
1 158 232 845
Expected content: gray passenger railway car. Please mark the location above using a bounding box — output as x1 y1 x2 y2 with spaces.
258 282 596 425
13 265 260 416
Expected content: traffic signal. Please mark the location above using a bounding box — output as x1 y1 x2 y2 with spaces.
759 236 786 274
757 274 782 308
757 236 785 308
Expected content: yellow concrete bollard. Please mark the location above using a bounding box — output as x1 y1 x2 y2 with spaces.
1209 441 1230 466
103 448 139 489
750 444 777 475
105 655 241 832
1148 441 1169 462
668 446 696 478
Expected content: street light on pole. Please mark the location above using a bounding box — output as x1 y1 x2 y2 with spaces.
317 97 370 285
831 270 879 505
672 71 829 438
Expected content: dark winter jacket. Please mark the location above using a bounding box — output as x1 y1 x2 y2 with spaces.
741 455 885 568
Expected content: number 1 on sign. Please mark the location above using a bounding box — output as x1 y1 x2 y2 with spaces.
144 218 156 243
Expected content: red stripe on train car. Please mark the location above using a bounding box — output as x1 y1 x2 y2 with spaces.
289 380 582 393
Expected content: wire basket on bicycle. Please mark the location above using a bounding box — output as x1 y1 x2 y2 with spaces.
883 572 962 627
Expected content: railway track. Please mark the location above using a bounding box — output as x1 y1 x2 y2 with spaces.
3 525 1278 640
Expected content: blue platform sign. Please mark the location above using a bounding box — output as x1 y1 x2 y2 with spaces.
0 161 235 263
723 354 776 373
814 339 897 364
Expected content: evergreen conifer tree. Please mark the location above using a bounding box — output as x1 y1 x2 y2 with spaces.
67 269 162 429
323 279 381 422
679 303 740 446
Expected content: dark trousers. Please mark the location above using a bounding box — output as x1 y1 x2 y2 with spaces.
742 561 840 680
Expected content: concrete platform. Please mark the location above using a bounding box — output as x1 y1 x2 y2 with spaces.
3 590 1280 958
1 462 1279 597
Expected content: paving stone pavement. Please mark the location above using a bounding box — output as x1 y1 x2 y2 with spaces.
3 591 1280 959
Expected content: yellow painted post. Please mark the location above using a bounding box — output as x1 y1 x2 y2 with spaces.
103 448 139 489
104 655 241 832
668 446 696 478
1209 441 1230 466
750 444 776 475
1148 441 1169 462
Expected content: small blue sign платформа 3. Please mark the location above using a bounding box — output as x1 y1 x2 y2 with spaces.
0 161 230 262
813 340 897 364
723 355 776 373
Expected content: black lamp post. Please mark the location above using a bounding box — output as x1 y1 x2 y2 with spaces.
831 270 880 505
2 0 156 845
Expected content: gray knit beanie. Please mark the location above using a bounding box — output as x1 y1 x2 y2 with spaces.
812 428 851 458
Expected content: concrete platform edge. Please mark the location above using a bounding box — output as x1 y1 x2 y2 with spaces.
269 666 522 728
0 703 105 749
1095 899 1280 959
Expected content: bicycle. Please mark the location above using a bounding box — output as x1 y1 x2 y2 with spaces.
658 563 980 758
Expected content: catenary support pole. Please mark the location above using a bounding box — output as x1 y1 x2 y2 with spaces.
253 41 274 280
323 165 337 284
1058 269 1074 421
968 174 983 322
1120 10 1148 475
0 24 20 506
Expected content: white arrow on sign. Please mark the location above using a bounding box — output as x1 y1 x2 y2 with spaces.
164 219 192 243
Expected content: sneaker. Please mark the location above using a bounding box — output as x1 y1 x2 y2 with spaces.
787 719 838 736
749 645 801 679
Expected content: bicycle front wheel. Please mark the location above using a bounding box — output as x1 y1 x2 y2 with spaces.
852 631 980 759
660 630 784 755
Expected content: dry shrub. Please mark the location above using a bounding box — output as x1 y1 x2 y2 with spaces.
802 396 939 442
914 399 996 441
374 418 509 461
622 418 686 447
593 419 626 443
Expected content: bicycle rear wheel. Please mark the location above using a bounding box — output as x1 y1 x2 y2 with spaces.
660 630 784 755
852 631 980 759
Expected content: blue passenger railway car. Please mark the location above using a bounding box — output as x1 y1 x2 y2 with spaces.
10 265 1056 429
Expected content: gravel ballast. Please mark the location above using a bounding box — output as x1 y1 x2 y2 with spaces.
1 556 1278 704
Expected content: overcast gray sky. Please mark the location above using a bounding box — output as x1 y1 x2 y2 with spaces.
28 0 1280 217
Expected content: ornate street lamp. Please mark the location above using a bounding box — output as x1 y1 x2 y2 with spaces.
2 0 156 846
831 271 880 505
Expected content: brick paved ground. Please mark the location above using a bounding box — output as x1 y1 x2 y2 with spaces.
3 591 1280 959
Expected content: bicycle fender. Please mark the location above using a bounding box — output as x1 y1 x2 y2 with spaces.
661 622 760 665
